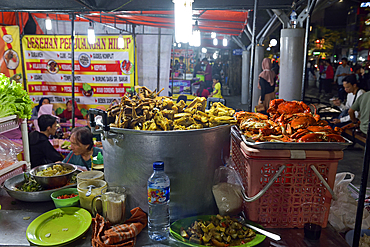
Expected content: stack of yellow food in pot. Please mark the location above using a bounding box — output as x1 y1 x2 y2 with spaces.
107 86 236 131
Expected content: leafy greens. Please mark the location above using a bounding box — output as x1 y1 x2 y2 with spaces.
0 73 33 119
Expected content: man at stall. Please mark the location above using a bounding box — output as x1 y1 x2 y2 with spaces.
334 57 351 101
349 91 370 136
29 114 63 168
62 127 102 170
201 58 213 91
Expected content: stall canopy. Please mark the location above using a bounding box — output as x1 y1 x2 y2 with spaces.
1 0 293 12
32 10 248 36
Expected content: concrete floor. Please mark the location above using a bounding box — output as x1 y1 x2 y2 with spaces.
224 83 367 186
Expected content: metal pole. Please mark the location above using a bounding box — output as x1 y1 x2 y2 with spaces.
17 12 27 91
70 13 75 128
133 24 136 86
301 8 310 101
157 28 161 92
353 119 370 247
248 0 258 111
171 36 175 96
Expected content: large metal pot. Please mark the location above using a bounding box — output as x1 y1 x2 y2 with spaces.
89 109 231 221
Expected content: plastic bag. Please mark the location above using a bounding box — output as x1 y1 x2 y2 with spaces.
212 164 244 216
328 172 370 232
0 136 23 169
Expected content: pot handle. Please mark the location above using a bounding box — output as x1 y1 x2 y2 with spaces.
89 108 110 131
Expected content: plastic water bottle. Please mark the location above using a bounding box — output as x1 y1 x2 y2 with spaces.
290 10 297 28
147 161 170 241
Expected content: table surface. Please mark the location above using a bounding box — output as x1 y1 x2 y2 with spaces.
0 188 351 247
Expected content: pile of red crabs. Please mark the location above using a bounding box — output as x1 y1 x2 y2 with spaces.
235 99 346 143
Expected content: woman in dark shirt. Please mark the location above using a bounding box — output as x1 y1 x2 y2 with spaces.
258 58 276 111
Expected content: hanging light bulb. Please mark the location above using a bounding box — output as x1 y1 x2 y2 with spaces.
213 52 218 60
223 38 228 47
192 21 201 47
178 43 182 48
118 33 124 49
213 38 218 46
173 0 194 43
173 42 177 47
88 22 96 44
201 47 207 53
45 14 52 31
211 32 216 39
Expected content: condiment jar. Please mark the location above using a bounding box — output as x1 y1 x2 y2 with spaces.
77 179 107 213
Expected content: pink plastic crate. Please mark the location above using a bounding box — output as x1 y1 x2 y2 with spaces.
231 131 343 228
0 163 27 185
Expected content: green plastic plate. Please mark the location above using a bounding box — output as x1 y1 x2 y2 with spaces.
26 207 92 246
170 215 266 247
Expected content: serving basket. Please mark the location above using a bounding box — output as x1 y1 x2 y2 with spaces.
230 126 345 228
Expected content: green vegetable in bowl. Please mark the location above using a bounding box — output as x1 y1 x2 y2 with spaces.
0 73 33 119
61 141 71 149
17 173 43 192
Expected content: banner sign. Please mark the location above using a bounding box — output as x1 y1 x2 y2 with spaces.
0 26 23 83
22 35 135 117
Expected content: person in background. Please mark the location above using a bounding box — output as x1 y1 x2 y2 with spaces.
209 74 222 99
34 104 58 132
201 58 213 91
63 127 103 170
31 97 53 120
196 81 210 98
349 91 370 136
29 114 63 168
334 57 351 101
258 58 276 111
318 60 326 93
176 56 186 74
330 74 365 128
353 64 366 90
322 60 334 98
212 59 222 77
58 100 84 121
193 59 202 78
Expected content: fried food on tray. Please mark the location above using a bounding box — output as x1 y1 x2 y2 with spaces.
236 99 346 143
107 86 236 131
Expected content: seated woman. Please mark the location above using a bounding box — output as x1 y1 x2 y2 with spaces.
330 74 365 128
31 97 54 120
58 100 84 121
34 104 59 132
196 81 210 98
63 127 102 170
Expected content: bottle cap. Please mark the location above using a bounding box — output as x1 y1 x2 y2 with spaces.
153 161 164 170
93 152 104 165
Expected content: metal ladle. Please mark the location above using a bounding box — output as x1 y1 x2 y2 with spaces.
85 185 96 197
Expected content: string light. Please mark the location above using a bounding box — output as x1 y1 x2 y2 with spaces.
45 14 52 31
118 33 124 49
173 0 194 43
192 21 201 47
223 38 228 47
213 38 218 46
88 22 96 44
211 32 216 39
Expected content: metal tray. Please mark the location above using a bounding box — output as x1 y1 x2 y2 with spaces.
3 172 78 202
231 126 352 151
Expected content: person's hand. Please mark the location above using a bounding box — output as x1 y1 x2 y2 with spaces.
330 118 341 124
332 99 341 106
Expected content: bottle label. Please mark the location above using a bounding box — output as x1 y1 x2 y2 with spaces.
148 187 169 204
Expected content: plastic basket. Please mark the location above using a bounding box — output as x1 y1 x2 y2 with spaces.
0 115 18 134
231 129 343 228
0 161 28 185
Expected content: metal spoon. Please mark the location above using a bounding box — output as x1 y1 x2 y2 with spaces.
237 216 281 241
85 185 95 197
